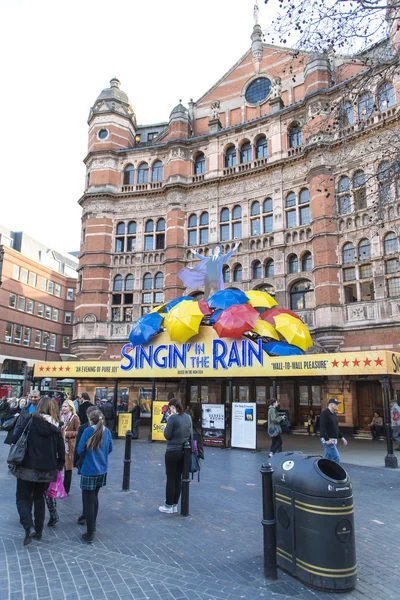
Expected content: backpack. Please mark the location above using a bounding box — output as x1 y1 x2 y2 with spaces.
189 424 204 481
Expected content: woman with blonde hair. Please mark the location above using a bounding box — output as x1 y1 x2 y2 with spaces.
60 399 80 494
77 409 113 543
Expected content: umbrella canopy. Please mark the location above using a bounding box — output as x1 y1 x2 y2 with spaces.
163 296 195 314
129 312 163 347
198 300 213 316
209 309 223 325
252 320 280 340
274 314 313 351
245 290 278 309
214 304 259 339
164 300 204 343
260 307 303 325
207 289 248 310
263 341 305 356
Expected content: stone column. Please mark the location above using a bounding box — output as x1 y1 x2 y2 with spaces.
164 195 186 302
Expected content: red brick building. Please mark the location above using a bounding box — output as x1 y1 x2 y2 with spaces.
0 227 77 396
73 13 400 429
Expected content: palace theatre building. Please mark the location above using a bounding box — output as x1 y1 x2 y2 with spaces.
70 16 400 432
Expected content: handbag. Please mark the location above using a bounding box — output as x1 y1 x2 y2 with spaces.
268 425 279 438
46 471 67 499
7 417 33 465
2 416 18 431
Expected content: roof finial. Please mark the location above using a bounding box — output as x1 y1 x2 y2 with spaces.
253 1 259 25
251 1 263 73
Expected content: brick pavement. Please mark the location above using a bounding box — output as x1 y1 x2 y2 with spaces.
0 431 399 600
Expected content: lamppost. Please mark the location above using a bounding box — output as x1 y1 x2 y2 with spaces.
0 246 5 287
44 334 50 362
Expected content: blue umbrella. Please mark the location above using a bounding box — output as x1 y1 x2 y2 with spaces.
129 312 163 346
163 296 194 313
207 289 248 310
209 309 223 324
263 341 305 356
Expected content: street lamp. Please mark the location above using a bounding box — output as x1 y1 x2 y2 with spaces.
44 334 50 362
0 246 4 287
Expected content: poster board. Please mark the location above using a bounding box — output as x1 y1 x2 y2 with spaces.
231 402 257 450
202 403 225 447
117 413 132 438
327 393 345 414
139 387 154 418
151 401 170 441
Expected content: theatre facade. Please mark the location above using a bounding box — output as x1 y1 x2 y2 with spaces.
69 14 400 431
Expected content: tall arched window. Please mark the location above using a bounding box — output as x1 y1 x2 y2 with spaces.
115 222 125 253
222 265 230 283
251 201 260 236
116 222 125 235
377 81 395 111
290 280 314 310
233 264 242 282
240 141 252 163
123 165 135 185
138 163 149 184
265 259 274 278
144 220 154 251
113 275 123 291
353 170 366 210
152 161 163 182
156 219 165 231
188 214 197 245
125 274 134 291
156 219 165 249
220 208 230 241
154 272 164 289
378 161 392 204
194 153 205 175
288 254 298 274
143 273 152 290
232 205 242 239
199 212 209 245
340 101 354 127
384 232 398 255
358 239 371 261
337 176 352 214
342 242 356 264
301 252 312 272
299 188 310 225
127 221 136 251
358 91 374 120
252 260 262 279
288 123 302 148
256 136 268 158
263 198 273 233
286 191 297 228
128 221 136 234
225 145 237 168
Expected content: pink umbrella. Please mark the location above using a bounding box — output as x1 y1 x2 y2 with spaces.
260 307 303 325
213 304 259 339
198 300 213 316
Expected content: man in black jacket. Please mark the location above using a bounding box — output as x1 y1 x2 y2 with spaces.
131 400 141 439
319 398 348 463
102 398 116 432
78 393 92 424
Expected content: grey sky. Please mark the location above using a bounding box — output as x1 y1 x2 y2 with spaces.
0 0 270 255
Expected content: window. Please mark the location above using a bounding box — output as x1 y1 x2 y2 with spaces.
154 291 164 304
128 221 136 235
42 333 50 349
194 153 205 175
252 261 262 279
340 101 354 127
34 330 42 348
232 205 242 239
288 255 298 274
23 328 31 347
12 265 19 280
265 259 274 278
143 273 152 290
358 91 374 120
113 275 123 291
384 232 398 255
142 292 152 304
188 214 197 245
263 198 273 233
337 176 352 214
288 124 302 148
353 170 366 210
138 163 149 184
343 267 356 281
18 297 25 311
256 136 268 158
9 293 16 308
358 239 371 261
258 283 275 296
286 210 296 228
233 264 242 282
41 277 47 291
378 161 392 204
55 284 61 297
144 220 154 250
386 259 400 274
5 323 13 343
45 306 52 319
377 82 395 111
154 272 164 289
156 219 165 250
359 264 372 279
14 325 22 345
116 222 125 235
111 307 121 321
27 300 34 314
361 281 374 301
290 280 314 310
98 128 108 139
21 268 28 284
223 265 230 283
123 165 134 185
240 142 252 163
67 288 74 301
48 281 54 294
147 132 159 141
50 334 56 351
388 278 400 297
299 188 310 225
225 146 236 168
127 221 136 252
63 336 70 349
286 192 296 207
199 212 209 245
152 161 163 182
125 274 134 291
220 208 230 241
65 312 72 324
302 252 312 272
245 77 271 104
38 303 44 317
29 272 37 287
53 308 59 321
344 284 357 303
342 242 356 264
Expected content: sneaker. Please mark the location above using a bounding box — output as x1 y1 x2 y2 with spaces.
47 516 59 527
23 528 35 546
172 505 178 513
158 504 174 514
81 533 94 544
77 516 86 525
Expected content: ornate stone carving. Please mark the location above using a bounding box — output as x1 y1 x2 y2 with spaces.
83 314 97 323
270 77 282 100
348 306 366 320
210 100 221 120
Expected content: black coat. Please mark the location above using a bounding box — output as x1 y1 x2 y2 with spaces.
78 401 93 424
3 407 20 445
131 405 140 421
73 422 89 468
102 401 116 420
11 415 65 471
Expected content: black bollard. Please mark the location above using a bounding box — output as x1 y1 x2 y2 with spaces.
181 441 191 516
122 430 133 491
260 462 277 581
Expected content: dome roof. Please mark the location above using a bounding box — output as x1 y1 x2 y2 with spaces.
169 102 189 121
96 77 130 106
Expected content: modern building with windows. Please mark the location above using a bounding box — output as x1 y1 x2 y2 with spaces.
73 13 400 430
0 226 77 396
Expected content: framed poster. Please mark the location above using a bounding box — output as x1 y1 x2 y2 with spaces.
327 393 345 414
231 402 257 450
151 401 170 441
202 404 225 447
139 387 155 418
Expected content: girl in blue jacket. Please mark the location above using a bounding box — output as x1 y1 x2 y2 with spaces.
77 409 113 543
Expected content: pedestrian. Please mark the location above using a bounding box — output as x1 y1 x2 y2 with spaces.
267 399 285 457
20 390 40 420
18 398 27 411
159 398 192 515
185 405 194 419
3 398 20 445
307 409 317 435
44 407 64 528
0 396 10 426
10 396 65 545
60 399 80 494
74 405 97 526
78 392 92 424
102 397 116 432
116 397 127 413
130 400 141 439
77 409 113 543
391 397 400 450
369 411 384 440
319 398 348 463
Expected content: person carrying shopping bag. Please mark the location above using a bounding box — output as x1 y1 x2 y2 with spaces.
60 399 80 494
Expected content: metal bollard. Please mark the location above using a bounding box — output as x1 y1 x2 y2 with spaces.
180 441 191 516
260 462 278 581
122 430 133 491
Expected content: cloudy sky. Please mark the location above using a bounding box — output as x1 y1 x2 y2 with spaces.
0 0 273 256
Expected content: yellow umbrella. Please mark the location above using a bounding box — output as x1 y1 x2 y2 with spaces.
252 320 280 340
150 304 167 314
274 314 313 351
164 300 204 343
245 290 278 308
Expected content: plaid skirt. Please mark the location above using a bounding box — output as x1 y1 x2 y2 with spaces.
80 473 107 491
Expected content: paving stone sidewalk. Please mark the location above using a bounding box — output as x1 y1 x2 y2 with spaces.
0 432 399 600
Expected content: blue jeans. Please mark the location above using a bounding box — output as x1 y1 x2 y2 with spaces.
321 439 340 463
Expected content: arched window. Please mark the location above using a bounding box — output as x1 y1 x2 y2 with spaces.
286 192 296 207
258 283 275 296
299 188 310 225
288 254 298 274
116 222 125 235
220 208 230 241
252 261 262 279
337 176 352 214
145 220 154 233
155 219 165 249
152 161 163 182
127 221 136 251
156 219 165 232
301 252 312 272
144 220 154 251
338 176 350 193
263 198 273 233
233 264 242 282
154 272 164 289
358 239 371 261
222 265 230 283
143 273 152 290
265 259 274 278
125 274 134 291
188 214 197 246
128 221 136 235
251 201 260 236
353 170 366 210
377 82 395 112
378 161 392 204
384 232 398 255
290 280 314 310
138 163 149 184
251 201 260 216
232 206 242 239
220 208 230 222
256 136 268 158
113 275 123 291
232 205 242 220
123 165 134 185
194 153 205 175
240 141 252 163
115 223 125 253
288 124 302 148
358 92 374 120
225 145 237 168
343 242 356 264
188 214 197 228
200 212 209 226
340 101 354 127
286 191 297 228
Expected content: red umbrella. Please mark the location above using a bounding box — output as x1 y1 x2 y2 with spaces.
260 307 303 325
198 300 213 316
214 304 259 339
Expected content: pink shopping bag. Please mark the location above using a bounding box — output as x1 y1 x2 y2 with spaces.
46 471 67 499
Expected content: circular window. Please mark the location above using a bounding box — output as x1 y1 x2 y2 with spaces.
98 129 109 140
245 78 271 104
